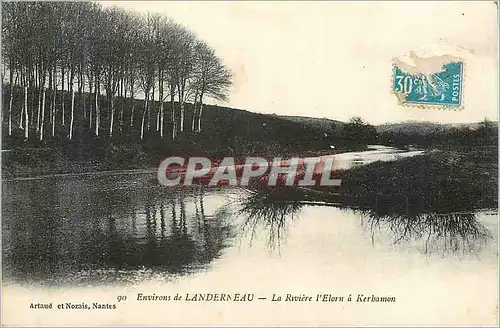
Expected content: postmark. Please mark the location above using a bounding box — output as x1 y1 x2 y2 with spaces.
392 52 464 110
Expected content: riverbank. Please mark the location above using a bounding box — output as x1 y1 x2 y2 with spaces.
1 142 351 179
338 146 498 212
1 141 152 179
243 145 498 214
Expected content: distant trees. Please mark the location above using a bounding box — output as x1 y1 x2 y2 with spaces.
377 119 498 150
342 117 378 146
1 2 232 143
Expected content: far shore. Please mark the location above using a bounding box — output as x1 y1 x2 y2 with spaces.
1 145 417 181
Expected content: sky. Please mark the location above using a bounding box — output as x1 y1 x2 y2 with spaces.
101 1 498 124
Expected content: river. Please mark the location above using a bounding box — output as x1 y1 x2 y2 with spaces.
1 146 498 326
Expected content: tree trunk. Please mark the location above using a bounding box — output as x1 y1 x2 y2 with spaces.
68 70 75 139
69 89 75 139
160 100 164 139
156 107 160 131
155 77 160 132
19 81 24 129
106 75 112 122
140 90 148 140
119 77 124 131
19 70 26 129
148 85 153 131
47 68 52 127
39 88 45 141
61 66 65 126
198 102 204 133
89 77 93 130
198 93 204 133
29 69 36 127
130 78 135 127
79 71 85 118
170 87 176 139
82 78 86 117
191 91 198 132
158 70 164 138
36 70 46 133
51 67 56 137
8 69 15 136
24 85 28 140
109 96 115 137
95 77 100 136
121 83 127 132
178 89 184 132
8 86 13 136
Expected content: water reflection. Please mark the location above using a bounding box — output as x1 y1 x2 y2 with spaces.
2 176 233 286
359 210 492 255
239 188 304 251
237 186 494 255
2 170 496 287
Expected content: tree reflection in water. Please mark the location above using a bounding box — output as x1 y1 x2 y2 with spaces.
239 188 304 251
92 185 234 282
238 186 493 256
2 172 496 286
2 178 234 286
359 209 492 256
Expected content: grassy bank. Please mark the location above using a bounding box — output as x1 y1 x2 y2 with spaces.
338 146 498 213
2 88 365 178
2 87 497 179
244 145 498 212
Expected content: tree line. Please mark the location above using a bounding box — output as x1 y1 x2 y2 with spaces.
1 2 232 142
340 117 497 151
377 119 498 150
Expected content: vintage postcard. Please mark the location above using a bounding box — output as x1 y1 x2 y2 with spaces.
1 1 498 327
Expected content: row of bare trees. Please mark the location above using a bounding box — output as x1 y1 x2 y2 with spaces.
1 2 232 142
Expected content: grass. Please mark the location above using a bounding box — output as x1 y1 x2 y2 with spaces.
2 88 350 178
236 146 497 254
338 146 498 214
239 145 498 215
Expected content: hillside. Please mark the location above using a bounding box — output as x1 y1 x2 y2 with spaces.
187 105 337 155
376 121 482 134
3 86 497 179
2 90 346 177
281 115 344 135
2 91 340 155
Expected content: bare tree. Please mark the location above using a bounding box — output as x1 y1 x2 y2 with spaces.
174 29 196 133
136 13 157 140
191 42 232 133
2 1 232 144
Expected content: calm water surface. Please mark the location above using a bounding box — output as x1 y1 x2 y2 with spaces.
2 169 497 287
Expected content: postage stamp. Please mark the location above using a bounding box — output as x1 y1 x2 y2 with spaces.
392 52 464 109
